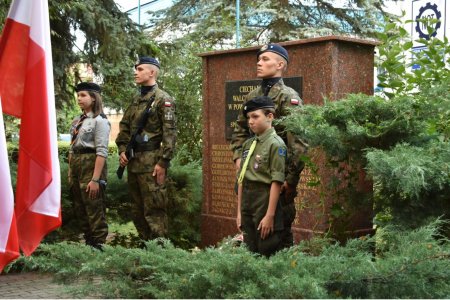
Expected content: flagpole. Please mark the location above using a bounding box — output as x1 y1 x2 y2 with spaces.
236 0 240 48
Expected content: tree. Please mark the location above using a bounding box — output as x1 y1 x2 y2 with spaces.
282 17 450 232
149 0 390 46
1 0 156 132
145 0 391 163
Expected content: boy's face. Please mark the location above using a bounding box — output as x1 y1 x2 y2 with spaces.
256 52 284 78
247 109 273 135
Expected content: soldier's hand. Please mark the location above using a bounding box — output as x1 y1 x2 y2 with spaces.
153 164 166 185
282 181 297 203
119 152 129 167
234 158 241 174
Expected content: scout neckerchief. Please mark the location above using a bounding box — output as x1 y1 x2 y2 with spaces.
238 130 277 184
238 138 257 184
71 113 87 144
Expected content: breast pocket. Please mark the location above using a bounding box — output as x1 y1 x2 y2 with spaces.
146 110 160 131
258 150 272 173
80 127 94 143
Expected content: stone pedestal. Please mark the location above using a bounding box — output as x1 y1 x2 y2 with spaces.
199 36 377 247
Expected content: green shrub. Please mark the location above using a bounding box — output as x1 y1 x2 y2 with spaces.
283 17 450 231
46 142 202 248
8 221 450 299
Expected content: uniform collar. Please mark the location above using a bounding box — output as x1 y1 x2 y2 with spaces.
255 127 276 143
137 84 158 102
261 78 284 97
261 77 281 94
140 84 156 96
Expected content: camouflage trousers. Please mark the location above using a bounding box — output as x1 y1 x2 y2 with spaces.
69 153 108 246
279 191 297 249
128 172 168 241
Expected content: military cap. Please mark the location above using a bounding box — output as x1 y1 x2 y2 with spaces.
243 95 275 117
75 82 101 93
257 43 289 62
135 56 160 69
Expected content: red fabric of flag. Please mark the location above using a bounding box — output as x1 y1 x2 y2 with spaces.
0 0 61 257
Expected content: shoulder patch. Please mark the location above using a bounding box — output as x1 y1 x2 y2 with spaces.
290 99 299 105
164 101 172 107
278 147 287 157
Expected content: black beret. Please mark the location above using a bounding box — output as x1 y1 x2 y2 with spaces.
135 56 160 69
75 82 101 94
243 96 275 117
257 43 289 62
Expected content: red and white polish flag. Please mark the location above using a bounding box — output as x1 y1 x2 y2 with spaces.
0 0 61 258
0 100 19 273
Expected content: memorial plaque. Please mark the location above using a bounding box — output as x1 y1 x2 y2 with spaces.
224 77 303 139
210 144 235 216
200 37 378 247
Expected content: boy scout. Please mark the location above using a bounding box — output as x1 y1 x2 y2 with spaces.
116 56 176 242
231 44 307 248
237 96 287 256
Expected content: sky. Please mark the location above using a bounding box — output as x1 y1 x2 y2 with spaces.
114 0 172 12
114 0 140 12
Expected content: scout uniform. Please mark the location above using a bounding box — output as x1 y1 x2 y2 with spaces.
231 44 308 248
115 57 176 241
69 82 110 249
239 96 287 256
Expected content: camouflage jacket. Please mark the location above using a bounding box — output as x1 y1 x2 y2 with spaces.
116 84 176 170
230 79 307 185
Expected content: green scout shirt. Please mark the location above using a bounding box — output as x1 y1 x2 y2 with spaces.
115 84 176 172
230 79 307 185
239 127 286 185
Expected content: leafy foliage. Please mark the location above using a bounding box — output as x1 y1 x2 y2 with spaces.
377 15 450 98
1 0 156 133
7 221 450 299
5 142 202 249
283 17 450 229
157 39 204 163
283 94 426 161
48 0 157 110
150 0 389 46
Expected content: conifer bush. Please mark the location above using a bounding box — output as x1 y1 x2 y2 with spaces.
8 221 450 298
282 17 450 230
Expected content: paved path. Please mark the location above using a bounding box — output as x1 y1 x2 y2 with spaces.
0 272 72 299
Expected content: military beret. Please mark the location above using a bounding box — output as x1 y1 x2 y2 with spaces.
243 95 275 117
135 56 160 69
257 43 289 62
75 82 101 94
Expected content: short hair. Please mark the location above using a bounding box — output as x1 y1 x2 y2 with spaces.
262 107 276 117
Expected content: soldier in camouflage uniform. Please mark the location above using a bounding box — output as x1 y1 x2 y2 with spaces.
116 56 176 242
231 44 308 248
69 82 110 250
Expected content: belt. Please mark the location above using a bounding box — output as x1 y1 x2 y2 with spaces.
134 140 161 153
72 148 96 154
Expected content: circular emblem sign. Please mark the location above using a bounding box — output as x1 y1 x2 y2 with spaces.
415 2 442 39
